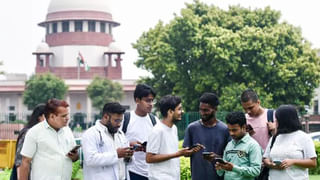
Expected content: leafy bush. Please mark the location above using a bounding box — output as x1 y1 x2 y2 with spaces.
72 160 81 179
0 168 12 180
179 141 191 179
310 141 320 175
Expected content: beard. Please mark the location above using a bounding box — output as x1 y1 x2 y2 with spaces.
106 120 118 134
201 112 215 122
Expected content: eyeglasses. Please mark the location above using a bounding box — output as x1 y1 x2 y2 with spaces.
114 119 123 124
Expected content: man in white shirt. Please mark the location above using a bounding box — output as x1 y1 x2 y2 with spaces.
82 102 134 180
20 98 78 180
121 84 159 180
146 95 200 180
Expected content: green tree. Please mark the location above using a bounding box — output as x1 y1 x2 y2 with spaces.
133 1 320 111
87 77 124 111
23 73 68 109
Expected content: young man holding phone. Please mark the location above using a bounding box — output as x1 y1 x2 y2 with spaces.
146 95 199 180
216 112 262 180
82 102 133 180
183 93 230 180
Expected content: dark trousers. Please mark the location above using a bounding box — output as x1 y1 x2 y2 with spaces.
129 171 148 180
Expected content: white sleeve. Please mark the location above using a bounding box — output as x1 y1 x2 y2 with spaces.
146 129 161 154
263 137 272 158
301 134 317 159
20 129 37 159
82 129 118 167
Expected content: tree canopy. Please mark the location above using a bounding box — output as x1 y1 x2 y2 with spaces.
87 77 124 111
23 73 68 109
133 1 320 111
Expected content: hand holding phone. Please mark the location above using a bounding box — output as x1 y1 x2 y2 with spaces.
273 160 281 166
130 144 141 151
215 157 227 164
70 145 81 153
188 143 205 150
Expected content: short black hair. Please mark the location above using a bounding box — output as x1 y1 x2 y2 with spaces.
102 102 126 115
226 111 247 127
134 84 156 100
159 95 182 117
240 89 259 103
199 92 219 107
27 104 45 128
276 105 302 134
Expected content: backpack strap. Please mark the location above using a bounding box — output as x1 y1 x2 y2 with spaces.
122 112 131 134
267 109 274 137
149 113 157 126
267 109 274 122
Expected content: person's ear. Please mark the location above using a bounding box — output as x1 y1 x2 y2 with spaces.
257 100 261 105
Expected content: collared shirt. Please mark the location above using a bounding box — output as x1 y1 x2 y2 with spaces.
217 133 262 180
82 120 130 180
21 120 76 180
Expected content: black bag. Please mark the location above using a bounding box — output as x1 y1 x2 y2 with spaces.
257 135 277 180
9 164 17 180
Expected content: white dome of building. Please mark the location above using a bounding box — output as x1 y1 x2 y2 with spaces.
107 41 123 53
35 41 51 53
48 0 112 14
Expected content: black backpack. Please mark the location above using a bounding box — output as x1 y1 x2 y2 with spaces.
122 112 157 133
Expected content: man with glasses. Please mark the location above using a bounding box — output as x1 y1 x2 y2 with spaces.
121 84 159 180
82 102 133 180
20 98 78 180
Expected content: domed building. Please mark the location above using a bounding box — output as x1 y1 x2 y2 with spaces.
34 0 123 79
0 0 136 128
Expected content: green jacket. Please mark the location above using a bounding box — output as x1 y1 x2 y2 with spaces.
217 133 262 180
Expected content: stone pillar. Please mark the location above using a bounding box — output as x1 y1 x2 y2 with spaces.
17 95 23 121
86 95 92 123
45 55 50 68
115 54 121 68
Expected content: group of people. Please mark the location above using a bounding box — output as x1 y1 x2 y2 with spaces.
10 84 317 180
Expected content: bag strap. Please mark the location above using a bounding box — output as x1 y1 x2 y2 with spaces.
267 109 274 122
149 113 157 126
122 112 131 133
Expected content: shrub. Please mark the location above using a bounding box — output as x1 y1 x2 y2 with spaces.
72 160 81 179
179 141 191 179
309 141 320 175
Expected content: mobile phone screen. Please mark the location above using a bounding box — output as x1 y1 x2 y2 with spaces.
70 145 81 152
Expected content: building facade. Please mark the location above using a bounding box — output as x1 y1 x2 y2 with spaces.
0 0 137 124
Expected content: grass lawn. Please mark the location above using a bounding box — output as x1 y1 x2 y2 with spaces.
310 175 320 180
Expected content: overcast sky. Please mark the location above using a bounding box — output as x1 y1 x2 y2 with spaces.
0 0 319 79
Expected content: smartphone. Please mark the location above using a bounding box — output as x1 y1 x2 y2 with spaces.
70 145 81 152
273 160 281 166
141 141 147 147
130 144 141 151
202 152 212 157
188 144 199 150
215 157 226 164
